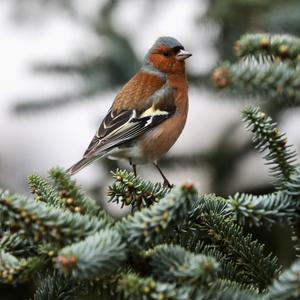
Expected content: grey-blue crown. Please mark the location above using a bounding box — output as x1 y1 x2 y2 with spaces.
154 36 184 49
143 36 184 66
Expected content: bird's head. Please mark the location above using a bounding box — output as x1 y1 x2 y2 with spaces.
144 36 192 74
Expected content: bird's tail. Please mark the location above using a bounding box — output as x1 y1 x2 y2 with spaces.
67 157 97 175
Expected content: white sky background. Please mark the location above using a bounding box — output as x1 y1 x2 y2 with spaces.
0 0 299 202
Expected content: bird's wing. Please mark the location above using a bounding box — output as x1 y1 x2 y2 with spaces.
83 83 176 158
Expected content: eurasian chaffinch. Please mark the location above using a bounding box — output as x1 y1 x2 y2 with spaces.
68 36 191 187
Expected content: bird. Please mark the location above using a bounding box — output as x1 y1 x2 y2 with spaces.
67 36 191 187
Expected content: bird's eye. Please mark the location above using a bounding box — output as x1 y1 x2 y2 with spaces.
163 52 170 57
172 46 184 53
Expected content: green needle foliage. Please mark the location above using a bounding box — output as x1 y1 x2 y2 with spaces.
242 106 298 187
213 62 300 103
227 192 299 227
285 165 300 196
2 32 300 299
108 169 170 209
118 184 197 249
49 167 108 218
0 189 107 244
190 195 280 290
33 272 82 300
119 273 193 300
269 259 300 300
28 174 65 209
212 33 300 104
56 229 126 280
0 250 46 284
149 245 218 285
235 33 300 63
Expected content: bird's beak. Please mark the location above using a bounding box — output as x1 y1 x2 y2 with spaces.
176 49 192 61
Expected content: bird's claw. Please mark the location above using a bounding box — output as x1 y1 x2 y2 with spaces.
163 180 174 189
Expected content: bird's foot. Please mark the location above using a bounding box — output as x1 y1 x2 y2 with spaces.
163 179 174 189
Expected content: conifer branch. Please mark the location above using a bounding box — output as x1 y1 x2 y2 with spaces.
209 279 261 300
0 190 106 244
242 106 298 188
119 273 261 300
55 229 126 280
0 233 36 257
119 273 194 300
212 62 300 103
268 259 300 300
161 231 237 281
28 174 65 209
284 166 300 256
118 184 197 249
227 191 299 227
190 195 280 290
149 244 218 285
201 246 244 283
235 33 300 63
87 274 122 299
207 287 263 300
49 168 106 218
108 169 171 209
0 250 46 284
285 165 300 196
33 272 82 300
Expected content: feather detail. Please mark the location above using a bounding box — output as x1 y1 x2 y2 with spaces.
112 71 165 111
82 77 176 159
140 105 169 118
67 156 101 175
83 107 173 158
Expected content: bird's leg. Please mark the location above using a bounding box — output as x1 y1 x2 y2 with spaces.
129 159 137 177
153 162 173 188
132 164 137 177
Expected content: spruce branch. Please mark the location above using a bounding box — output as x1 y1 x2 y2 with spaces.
235 33 300 63
285 165 300 196
242 106 298 188
0 233 36 257
33 272 82 300
28 174 65 209
0 190 106 244
209 279 261 300
118 184 197 249
0 250 46 284
87 274 122 299
149 244 218 285
201 246 242 283
28 173 113 227
55 229 126 280
49 167 107 219
268 259 300 300
204 216 278 289
119 273 194 300
191 195 280 290
108 169 170 209
172 232 205 254
284 166 300 256
119 274 260 300
206 288 263 300
212 62 300 103
227 191 299 227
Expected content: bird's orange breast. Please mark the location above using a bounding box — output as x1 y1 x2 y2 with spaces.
138 73 189 161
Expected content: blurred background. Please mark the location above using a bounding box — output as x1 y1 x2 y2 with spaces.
1 0 300 297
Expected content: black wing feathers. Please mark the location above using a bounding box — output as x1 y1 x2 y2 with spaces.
83 86 176 158
83 109 132 156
